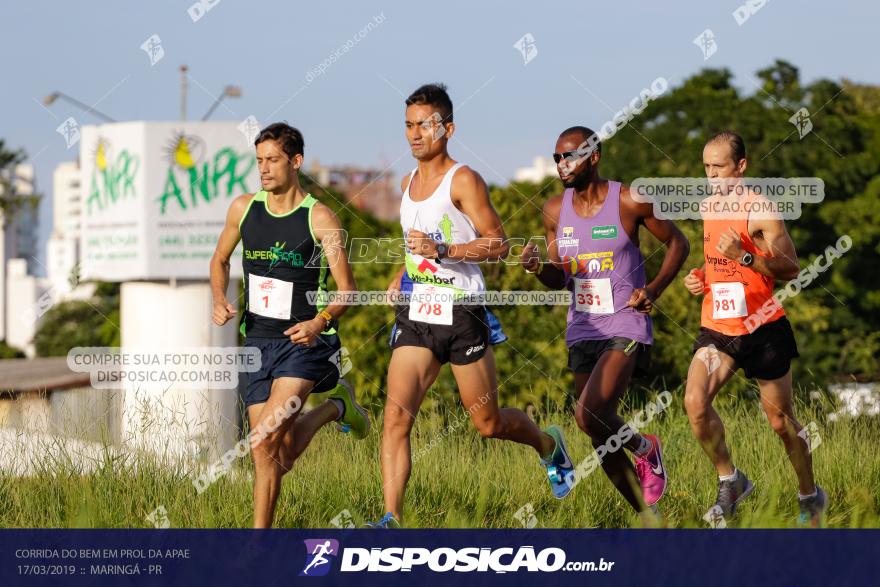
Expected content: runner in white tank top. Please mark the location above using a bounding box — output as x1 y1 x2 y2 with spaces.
368 84 574 528
399 161 485 294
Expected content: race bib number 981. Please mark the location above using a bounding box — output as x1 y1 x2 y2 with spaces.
711 282 747 320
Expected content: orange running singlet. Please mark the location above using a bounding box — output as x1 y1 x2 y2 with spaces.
701 193 784 335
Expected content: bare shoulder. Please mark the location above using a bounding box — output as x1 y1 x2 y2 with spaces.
309 200 341 228
451 164 487 194
619 182 653 218
744 189 784 229
227 193 254 223
618 183 639 208
231 193 254 209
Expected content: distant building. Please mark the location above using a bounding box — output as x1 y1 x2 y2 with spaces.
307 160 400 222
0 163 40 274
1 160 92 356
514 156 557 184
0 163 40 347
52 160 81 240
4 258 40 356
47 160 81 296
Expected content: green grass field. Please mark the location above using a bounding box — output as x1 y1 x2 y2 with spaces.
1 390 878 529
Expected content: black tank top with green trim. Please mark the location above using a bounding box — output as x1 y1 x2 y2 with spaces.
239 191 333 338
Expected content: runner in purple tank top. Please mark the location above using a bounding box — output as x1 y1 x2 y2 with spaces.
521 126 690 518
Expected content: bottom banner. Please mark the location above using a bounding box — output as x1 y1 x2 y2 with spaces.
2 529 877 586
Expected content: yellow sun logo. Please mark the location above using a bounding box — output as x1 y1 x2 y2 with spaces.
165 132 204 170
173 137 195 169
95 139 108 171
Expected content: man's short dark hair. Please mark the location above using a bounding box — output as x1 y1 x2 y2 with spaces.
254 122 304 159
560 125 601 155
707 131 746 162
405 83 453 123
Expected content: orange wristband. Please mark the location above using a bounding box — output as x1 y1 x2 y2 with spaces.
318 309 333 325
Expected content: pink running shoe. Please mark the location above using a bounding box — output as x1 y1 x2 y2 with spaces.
634 434 667 506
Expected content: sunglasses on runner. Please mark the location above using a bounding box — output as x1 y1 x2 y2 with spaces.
552 150 582 164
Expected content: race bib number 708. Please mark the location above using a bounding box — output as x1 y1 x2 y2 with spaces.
409 283 453 325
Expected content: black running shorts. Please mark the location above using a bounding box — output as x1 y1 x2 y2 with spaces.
391 303 489 365
567 336 652 375
244 333 341 407
692 316 799 380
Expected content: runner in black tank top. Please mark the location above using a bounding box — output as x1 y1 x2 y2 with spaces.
209 122 369 528
239 190 331 338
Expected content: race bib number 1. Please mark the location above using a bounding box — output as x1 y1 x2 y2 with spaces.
711 282 747 320
573 278 614 314
409 283 453 325
249 273 294 320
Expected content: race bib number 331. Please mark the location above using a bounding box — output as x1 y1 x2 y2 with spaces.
574 277 614 314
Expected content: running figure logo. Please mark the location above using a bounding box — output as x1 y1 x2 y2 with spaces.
789 107 813 139
693 29 717 60
299 539 339 577
140 34 165 66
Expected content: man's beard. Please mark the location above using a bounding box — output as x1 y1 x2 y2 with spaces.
562 173 590 190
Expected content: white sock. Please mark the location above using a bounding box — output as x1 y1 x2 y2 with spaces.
798 489 818 501
329 398 344 420
719 468 738 482
633 436 651 457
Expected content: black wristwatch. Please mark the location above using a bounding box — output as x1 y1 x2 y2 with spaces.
436 243 449 260
740 252 754 267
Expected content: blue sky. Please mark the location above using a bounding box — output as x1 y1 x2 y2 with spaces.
1 0 878 273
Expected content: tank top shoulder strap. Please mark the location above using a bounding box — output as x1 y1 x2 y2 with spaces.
607 180 621 208
563 187 573 207
559 187 574 220
402 168 417 198
608 180 621 200
301 193 320 243
440 162 465 192
301 193 317 208
238 190 265 231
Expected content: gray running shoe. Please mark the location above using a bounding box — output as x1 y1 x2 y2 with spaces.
703 470 755 528
797 485 828 527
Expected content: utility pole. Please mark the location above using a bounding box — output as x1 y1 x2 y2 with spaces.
180 64 188 121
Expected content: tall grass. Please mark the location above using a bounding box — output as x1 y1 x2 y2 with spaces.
0 391 877 528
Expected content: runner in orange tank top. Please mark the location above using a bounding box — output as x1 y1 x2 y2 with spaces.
682 131 827 527
700 190 785 336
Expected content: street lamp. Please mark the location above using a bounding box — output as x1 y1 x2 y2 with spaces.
42 91 116 122
201 85 243 121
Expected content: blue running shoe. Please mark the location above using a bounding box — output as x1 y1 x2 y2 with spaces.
365 512 401 528
541 425 575 499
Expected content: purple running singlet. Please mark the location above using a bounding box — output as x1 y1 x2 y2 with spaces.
557 181 653 347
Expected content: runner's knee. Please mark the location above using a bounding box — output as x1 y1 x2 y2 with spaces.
575 406 606 439
763 405 792 436
684 384 711 420
473 415 503 439
251 437 282 467
383 401 416 436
